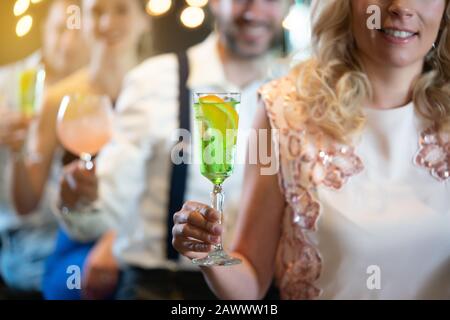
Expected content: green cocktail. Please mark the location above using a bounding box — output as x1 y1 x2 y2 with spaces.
192 93 242 267
195 95 239 185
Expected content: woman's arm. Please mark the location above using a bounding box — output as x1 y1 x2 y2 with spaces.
51 76 160 241
12 89 60 215
53 138 150 242
173 105 285 299
82 230 120 300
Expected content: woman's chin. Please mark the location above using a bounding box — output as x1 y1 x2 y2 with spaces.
95 38 126 51
373 52 423 69
106 40 124 49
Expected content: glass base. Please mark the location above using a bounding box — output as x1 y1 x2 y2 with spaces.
192 250 242 267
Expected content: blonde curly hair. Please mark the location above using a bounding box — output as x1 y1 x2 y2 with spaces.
294 0 450 142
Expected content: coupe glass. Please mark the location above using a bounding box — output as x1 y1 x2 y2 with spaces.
57 94 113 210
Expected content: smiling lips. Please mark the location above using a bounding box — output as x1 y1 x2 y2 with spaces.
237 21 271 42
377 27 419 44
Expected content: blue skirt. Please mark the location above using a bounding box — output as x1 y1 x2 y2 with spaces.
42 228 95 300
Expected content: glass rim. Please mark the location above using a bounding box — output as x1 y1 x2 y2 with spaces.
61 93 112 100
59 94 114 110
57 94 113 122
193 92 241 103
194 92 241 95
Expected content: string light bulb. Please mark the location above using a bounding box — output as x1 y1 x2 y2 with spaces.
146 0 172 16
180 6 205 29
186 0 208 7
16 15 33 37
13 0 45 37
14 0 31 16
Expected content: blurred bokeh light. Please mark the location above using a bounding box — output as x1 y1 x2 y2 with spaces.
13 0 30 16
16 15 33 37
146 0 172 16
180 6 205 29
185 0 208 7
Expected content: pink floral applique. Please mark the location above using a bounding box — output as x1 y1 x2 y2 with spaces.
285 183 320 231
415 126 450 182
309 146 364 190
276 206 323 300
276 133 364 300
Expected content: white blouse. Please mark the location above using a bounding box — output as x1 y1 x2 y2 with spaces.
260 75 450 300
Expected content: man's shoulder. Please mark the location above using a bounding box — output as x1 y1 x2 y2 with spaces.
116 53 183 117
125 37 210 87
126 52 179 86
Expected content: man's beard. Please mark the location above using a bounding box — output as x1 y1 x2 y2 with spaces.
222 24 285 60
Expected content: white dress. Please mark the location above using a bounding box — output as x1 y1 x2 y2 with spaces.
260 74 450 300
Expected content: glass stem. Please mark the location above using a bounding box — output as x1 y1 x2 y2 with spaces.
80 153 94 171
211 184 224 252
75 153 96 211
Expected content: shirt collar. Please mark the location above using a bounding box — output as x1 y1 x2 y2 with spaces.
187 33 232 91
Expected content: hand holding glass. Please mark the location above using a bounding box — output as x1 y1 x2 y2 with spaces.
0 67 45 155
192 93 242 267
57 94 113 210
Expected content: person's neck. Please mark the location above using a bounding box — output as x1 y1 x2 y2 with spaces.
218 40 269 89
361 54 423 110
88 48 139 101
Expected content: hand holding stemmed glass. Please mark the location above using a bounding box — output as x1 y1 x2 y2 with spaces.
0 102 31 154
173 93 242 267
57 94 113 212
0 66 46 156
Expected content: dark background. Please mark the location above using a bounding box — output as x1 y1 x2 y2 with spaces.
0 0 212 66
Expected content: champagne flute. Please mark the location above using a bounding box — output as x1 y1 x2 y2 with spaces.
8 66 47 161
192 93 242 267
19 65 46 117
57 94 113 210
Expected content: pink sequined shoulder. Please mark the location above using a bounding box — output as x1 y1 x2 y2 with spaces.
259 75 364 300
414 126 450 181
259 75 302 131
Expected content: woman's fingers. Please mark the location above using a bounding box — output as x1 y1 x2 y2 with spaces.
172 223 220 245
183 201 221 223
72 168 98 188
174 209 222 235
80 184 99 202
172 201 224 256
0 114 30 132
172 236 212 254
63 161 98 188
0 115 31 150
0 133 26 146
60 161 99 209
